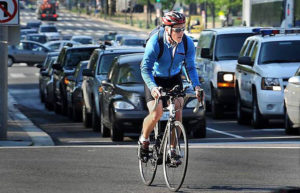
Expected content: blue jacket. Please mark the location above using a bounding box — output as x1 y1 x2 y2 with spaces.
141 31 200 91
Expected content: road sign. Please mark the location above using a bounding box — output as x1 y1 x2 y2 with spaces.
0 0 19 25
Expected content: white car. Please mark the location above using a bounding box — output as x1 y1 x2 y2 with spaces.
38 24 61 41
195 27 256 118
235 29 300 128
71 35 94 45
284 67 300 134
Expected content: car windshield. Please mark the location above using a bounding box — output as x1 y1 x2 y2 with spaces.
117 63 143 84
27 23 40 28
73 38 93 44
215 33 254 60
258 41 300 64
40 26 58 32
122 39 144 46
28 35 47 43
98 53 124 75
64 48 95 67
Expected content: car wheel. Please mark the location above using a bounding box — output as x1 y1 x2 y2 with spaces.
7 57 13 67
211 88 223 119
192 119 206 138
284 105 296 135
252 92 267 129
236 91 248 125
92 105 101 132
82 103 92 128
110 108 123 142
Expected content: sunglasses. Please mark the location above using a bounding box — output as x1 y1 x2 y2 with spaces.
172 27 185 33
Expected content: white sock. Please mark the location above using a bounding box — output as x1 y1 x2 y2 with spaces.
139 134 149 142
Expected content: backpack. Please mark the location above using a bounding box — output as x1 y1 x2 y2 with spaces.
145 25 188 60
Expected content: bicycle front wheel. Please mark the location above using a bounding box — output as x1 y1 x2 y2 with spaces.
163 121 188 192
138 135 157 186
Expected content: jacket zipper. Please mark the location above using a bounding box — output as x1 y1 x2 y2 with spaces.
168 46 176 77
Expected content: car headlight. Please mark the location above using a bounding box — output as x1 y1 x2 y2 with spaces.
217 72 234 88
261 77 281 91
186 98 198 108
113 101 134 110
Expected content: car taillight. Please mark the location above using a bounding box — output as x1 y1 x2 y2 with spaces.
41 14 46 17
53 14 58 18
64 77 70 85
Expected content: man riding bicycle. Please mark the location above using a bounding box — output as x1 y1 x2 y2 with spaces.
139 11 203 162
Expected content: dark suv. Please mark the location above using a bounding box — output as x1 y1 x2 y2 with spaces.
52 45 99 114
82 46 144 132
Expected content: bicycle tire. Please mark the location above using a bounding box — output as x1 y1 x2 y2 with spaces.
138 134 158 186
163 121 188 192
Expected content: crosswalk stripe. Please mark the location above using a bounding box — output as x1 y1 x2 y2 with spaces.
10 73 26 78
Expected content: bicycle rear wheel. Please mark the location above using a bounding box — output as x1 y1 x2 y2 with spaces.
138 134 158 186
163 121 188 192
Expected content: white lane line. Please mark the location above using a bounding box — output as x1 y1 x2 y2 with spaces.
35 72 40 76
207 127 244 139
10 73 26 78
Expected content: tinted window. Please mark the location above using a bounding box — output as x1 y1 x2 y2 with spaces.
98 53 126 75
73 38 93 44
196 31 214 57
215 33 254 60
116 63 143 84
76 64 87 82
64 48 95 67
28 35 47 43
48 43 60 50
258 41 300 64
122 39 144 46
40 26 58 32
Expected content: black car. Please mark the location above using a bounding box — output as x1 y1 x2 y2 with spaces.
52 45 99 115
37 52 59 110
100 53 206 141
81 46 144 132
66 60 88 121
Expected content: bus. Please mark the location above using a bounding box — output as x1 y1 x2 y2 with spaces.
243 0 300 28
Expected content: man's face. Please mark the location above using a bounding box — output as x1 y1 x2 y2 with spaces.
167 24 185 43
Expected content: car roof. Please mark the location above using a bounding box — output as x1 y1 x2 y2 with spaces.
117 53 144 65
246 33 300 43
21 40 45 45
203 27 257 35
65 44 100 50
27 33 46 37
97 46 145 54
71 35 93 39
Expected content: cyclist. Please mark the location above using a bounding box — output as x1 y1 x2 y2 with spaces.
140 11 203 162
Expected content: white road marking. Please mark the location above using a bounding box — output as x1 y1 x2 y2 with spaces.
10 73 26 78
207 127 244 139
35 73 40 76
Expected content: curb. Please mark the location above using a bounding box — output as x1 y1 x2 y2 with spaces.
8 93 55 146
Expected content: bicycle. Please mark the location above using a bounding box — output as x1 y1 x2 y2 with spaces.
138 85 204 192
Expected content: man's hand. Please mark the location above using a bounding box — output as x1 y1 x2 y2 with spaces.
195 86 204 102
151 87 161 99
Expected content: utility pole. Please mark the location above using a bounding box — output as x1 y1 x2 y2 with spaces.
0 26 8 140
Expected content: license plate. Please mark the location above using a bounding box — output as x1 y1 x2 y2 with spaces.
161 111 169 121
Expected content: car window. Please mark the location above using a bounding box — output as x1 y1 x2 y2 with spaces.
250 42 259 62
108 60 118 83
122 39 145 46
48 43 61 50
215 33 254 60
64 48 95 67
258 40 300 64
196 31 214 58
40 26 58 32
32 44 45 52
295 67 300 76
116 63 143 84
88 51 98 71
245 40 255 57
97 53 123 75
73 38 93 44
239 39 249 57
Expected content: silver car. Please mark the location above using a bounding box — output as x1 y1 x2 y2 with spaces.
8 40 51 67
44 40 80 52
284 67 300 134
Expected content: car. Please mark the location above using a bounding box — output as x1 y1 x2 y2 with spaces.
100 53 206 141
71 35 94 45
25 34 47 44
195 27 256 118
284 67 300 134
8 40 51 67
81 46 145 132
38 24 61 41
37 52 59 109
235 29 300 128
119 37 145 47
113 34 133 46
65 61 88 121
52 45 99 115
20 28 38 40
26 21 42 30
44 40 80 52
98 32 117 45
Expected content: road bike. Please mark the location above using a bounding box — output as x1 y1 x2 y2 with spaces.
138 85 203 192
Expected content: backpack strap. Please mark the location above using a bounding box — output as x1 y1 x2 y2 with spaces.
157 28 164 60
182 34 188 55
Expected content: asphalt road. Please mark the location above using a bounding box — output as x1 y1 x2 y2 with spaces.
3 7 300 193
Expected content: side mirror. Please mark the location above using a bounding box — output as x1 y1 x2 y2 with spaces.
201 48 212 59
36 63 43 68
52 63 62 70
288 76 300 85
82 69 94 77
238 56 253 66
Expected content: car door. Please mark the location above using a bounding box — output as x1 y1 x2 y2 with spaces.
195 31 216 101
31 43 48 63
12 42 32 62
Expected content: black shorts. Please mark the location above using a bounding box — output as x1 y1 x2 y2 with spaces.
144 73 183 108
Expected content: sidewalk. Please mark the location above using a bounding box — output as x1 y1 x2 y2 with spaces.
0 93 54 147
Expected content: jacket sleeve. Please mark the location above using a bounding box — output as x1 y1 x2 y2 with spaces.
185 36 201 88
141 35 160 91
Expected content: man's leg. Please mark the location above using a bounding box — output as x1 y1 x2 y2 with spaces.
171 97 184 147
142 100 163 139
